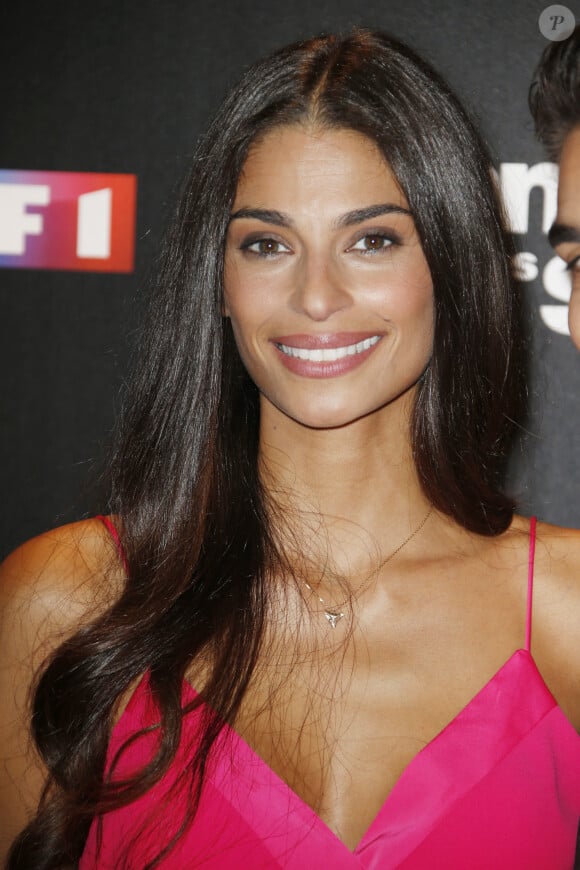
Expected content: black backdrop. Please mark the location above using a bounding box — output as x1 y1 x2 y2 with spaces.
2 0 579 559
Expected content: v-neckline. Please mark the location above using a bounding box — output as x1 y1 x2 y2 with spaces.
179 647 558 858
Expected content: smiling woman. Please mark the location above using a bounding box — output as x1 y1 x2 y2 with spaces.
3 28 580 870
224 126 433 429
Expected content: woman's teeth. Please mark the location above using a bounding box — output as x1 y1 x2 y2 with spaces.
276 336 380 362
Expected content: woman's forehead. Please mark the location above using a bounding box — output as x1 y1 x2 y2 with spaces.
233 124 407 211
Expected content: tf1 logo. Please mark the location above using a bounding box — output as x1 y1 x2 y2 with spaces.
0 170 137 273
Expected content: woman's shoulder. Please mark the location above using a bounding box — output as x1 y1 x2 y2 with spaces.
487 514 580 629
506 513 580 564
514 515 580 729
532 516 580 578
0 518 126 856
529 517 580 652
506 515 580 631
0 517 125 652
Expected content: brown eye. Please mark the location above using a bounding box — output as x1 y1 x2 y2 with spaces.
364 235 386 250
258 239 280 255
242 237 291 256
350 233 394 254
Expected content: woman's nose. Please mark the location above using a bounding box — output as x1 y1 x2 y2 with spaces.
289 253 352 321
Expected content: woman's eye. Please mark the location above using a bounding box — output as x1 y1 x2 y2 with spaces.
565 254 580 274
349 234 394 254
242 238 290 256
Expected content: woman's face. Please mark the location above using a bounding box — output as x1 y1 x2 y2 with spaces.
224 124 434 430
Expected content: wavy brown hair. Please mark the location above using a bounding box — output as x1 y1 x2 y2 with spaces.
8 28 526 869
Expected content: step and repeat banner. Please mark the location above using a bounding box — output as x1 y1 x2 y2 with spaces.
1 0 579 557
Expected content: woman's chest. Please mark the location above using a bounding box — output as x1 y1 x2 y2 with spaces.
227 640 518 849
87 644 580 869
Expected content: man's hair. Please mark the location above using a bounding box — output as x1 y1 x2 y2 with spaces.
529 25 580 160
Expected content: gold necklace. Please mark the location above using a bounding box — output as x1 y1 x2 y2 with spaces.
303 506 433 628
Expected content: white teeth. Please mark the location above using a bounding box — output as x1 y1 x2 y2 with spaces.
276 335 380 362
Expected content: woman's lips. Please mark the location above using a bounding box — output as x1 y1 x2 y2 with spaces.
271 332 383 377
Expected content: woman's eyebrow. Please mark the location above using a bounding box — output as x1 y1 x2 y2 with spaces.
229 208 292 227
335 203 412 227
228 203 411 228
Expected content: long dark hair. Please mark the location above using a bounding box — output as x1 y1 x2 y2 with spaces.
9 29 526 869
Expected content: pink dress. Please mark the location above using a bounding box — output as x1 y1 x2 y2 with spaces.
80 516 580 868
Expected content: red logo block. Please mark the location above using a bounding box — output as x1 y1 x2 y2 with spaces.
0 170 137 272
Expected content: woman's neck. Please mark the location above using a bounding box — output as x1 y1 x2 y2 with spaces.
258 393 431 581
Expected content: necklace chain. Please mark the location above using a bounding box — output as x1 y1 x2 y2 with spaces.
303 506 433 629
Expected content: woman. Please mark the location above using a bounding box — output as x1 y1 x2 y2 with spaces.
3 29 580 869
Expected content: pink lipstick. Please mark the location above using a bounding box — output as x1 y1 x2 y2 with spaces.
271 332 383 378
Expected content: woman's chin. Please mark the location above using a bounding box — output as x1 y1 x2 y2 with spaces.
276 401 388 432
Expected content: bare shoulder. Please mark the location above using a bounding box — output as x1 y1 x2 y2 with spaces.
0 517 125 651
0 518 126 857
534 516 580 555
522 517 580 730
533 517 580 602
504 513 580 576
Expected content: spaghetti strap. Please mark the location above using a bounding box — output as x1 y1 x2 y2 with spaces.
525 516 537 653
96 514 129 574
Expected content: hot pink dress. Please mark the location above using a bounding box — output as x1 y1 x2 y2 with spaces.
80 516 580 868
